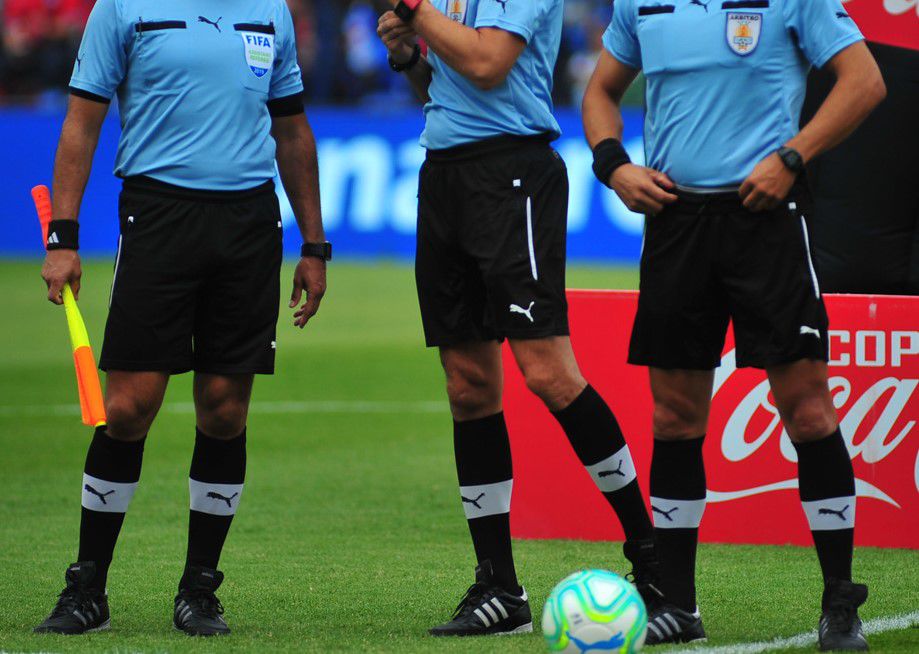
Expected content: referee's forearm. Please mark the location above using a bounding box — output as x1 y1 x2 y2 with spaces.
582 84 625 149
51 99 107 221
274 115 324 243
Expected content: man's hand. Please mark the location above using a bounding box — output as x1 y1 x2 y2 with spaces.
42 249 82 304
610 164 677 215
378 11 416 62
739 153 797 212
289 256 327 329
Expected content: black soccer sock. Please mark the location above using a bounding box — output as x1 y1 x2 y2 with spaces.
453 412 520 594
183 428 246 584
650 436 706 612
78 426 145 590
793 428 855 588
552 385 653 542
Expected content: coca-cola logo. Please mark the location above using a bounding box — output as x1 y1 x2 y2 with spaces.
843 0 919 17
708 330 919 507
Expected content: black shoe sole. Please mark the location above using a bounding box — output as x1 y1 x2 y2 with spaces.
429 621 533 637
33 619 111 635
173 623 230 637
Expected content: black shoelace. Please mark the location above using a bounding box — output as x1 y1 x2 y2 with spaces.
182 589 225 618
826 604 857 633
50 585 97 618
452 582 490 619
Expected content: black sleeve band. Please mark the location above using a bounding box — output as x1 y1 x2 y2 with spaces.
592 138 632 188
46 220 80 250
69 86 111 104
267 92 304 118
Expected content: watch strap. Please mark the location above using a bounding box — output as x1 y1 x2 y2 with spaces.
301 242 332 261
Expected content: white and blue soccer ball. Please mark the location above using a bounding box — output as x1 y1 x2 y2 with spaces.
542 570 647 654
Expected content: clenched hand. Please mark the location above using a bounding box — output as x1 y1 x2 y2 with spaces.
42 249 82 304
610 164 678 215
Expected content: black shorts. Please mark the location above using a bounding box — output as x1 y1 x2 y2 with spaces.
416 135 570 347
628 184 829 370
100 176 283 375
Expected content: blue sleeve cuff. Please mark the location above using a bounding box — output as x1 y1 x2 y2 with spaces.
473 17 533 43
268 80 305 101
812 33 863 69
69 78 116 101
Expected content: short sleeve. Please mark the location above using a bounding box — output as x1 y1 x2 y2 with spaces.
474 0 542 43
269 1 305 100
69 0 130 100
783 0 863 69
602 0 641 70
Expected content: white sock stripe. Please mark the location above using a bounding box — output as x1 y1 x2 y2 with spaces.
802 496 856 531
491 598 509 619
81 474 138 513
482 603 499 623
189 479 244 516
650 496 707 529
459 480 513 519
586 445 637 492
473 608 491 627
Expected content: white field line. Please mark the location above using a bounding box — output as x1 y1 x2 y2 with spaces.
659 610 919 654
0 399 446 419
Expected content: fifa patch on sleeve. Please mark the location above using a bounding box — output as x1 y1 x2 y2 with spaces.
240 32 275 77
447 0 467 23
726 12 762 56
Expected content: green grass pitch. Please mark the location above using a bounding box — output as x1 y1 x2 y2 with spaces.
0 259 916 653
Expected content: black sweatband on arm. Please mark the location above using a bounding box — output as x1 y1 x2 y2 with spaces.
267 92 305 118
68 86 111 104
592 138 632 188
46 220 80 250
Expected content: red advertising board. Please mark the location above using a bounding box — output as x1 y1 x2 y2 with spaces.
503 292 918 548
845 0 919 51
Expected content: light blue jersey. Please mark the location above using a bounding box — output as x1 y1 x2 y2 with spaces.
71 0 304 191
420 0 563 150
603 0 863 188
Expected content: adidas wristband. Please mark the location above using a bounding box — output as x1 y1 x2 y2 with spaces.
592 138 632 188
46 220 79 251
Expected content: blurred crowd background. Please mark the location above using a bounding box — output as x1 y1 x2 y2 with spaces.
0 0 623 107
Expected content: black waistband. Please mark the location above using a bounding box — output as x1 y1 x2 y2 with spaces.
425 133 554 163
121 175 275 202
674 180 810 214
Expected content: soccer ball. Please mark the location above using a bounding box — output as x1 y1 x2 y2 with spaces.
542 570 647 653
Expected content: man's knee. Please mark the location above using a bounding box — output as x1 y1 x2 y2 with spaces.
195 378 251 438
780 395 837 442
445 363 501 420
652 394 709 439
522 365 584 411
105 394 159 441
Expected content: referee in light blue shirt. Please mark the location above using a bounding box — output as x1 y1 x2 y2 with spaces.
35 0 328 637
582 0 885 649
377 0 661 639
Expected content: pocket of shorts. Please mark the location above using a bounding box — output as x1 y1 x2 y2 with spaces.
234 23 276 93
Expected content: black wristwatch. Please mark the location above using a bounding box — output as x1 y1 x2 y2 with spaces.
301 241 332 261
389 44 421 73
777 146 805 175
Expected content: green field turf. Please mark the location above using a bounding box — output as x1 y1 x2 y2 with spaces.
0 259 916 653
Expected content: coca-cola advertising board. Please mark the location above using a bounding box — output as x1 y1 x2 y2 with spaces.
503 292 918 548
843 0 919 51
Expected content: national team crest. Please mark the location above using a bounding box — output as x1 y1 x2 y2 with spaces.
447 0 467 23
240 32 275 77
725 12 762 56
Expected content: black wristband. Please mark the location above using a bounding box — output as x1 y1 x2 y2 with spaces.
389 44 421 73
592 138 632 188
301 241 332 261
46 219 79 250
